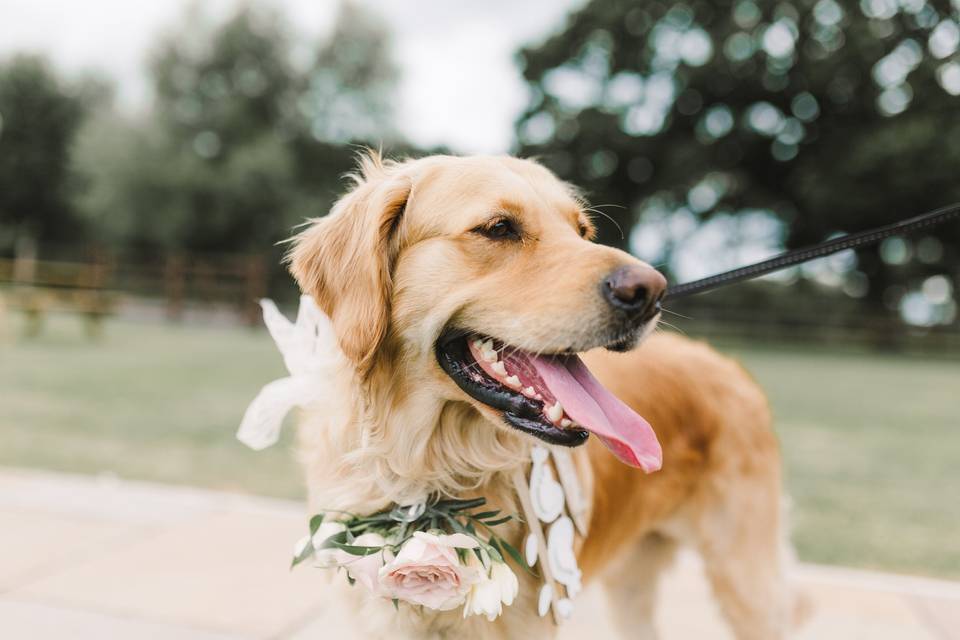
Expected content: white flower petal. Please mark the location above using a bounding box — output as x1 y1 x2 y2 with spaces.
438 532 480 549
352 533 386 550
236 375 317 450
311 521 347 551
491 562 519 606
293 535 312 558
238 296 347 451
463 572 503 621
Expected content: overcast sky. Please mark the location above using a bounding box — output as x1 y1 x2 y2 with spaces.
0 0 585 153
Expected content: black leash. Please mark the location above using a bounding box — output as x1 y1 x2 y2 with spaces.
664 203 960 301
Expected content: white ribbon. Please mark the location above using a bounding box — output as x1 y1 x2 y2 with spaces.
237 295 345 450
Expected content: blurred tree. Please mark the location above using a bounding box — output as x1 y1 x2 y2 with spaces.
132 6 301 253
74 114 298 253
296 1 399 144
0 55 87 252
77 2 405 257
288 0 404 217
517 0 960 323
151 6 297 153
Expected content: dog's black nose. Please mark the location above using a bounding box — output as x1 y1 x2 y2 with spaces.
603 265 667 320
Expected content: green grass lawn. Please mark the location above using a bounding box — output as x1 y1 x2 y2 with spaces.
2 312 958 578
722 342 960 579
0 312 302 498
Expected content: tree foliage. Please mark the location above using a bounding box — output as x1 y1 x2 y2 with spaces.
0 55 87 249
73 2 403 255
300 1 399 144
517 0 960 315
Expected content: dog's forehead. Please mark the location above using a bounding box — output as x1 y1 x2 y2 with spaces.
407 156 581 230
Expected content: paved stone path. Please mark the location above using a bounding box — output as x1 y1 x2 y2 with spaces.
2 468 957 639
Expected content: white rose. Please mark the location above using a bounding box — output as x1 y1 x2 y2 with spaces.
463 554 520 622
312 520 347 568
490 561 519 606
464 577 502 620
462 555 518 621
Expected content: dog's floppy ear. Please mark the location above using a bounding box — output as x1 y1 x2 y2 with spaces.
288 155 410 377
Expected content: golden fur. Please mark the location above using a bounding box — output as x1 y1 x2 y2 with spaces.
288 152 802 639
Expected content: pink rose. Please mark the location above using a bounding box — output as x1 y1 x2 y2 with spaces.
339 533 392 594
377 532 481 610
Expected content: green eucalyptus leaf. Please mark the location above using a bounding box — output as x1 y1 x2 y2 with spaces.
500 539 527 569
316 531 348 550
484 515 513 527
434 497 486 512
484 540 504 564
442 514 467 533
328 540 383 556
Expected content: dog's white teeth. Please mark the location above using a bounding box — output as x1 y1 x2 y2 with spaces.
560 419 572 428
522 386 536 397
481 339 494 352
504 375 521 389
491 361 507 377
534 393 543 401
547 401 564 423
482 349 499 363
471 337 484 349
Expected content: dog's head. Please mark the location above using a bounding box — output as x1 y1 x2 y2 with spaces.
289 153 663 474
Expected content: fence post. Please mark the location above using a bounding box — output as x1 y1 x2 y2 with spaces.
243 254 267 326
13 236 42 336
164 254 185 321
13 235 37 284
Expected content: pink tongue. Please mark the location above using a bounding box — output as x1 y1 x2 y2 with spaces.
530 355 662 472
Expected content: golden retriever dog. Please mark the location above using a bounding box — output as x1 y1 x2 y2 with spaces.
287 152 800 639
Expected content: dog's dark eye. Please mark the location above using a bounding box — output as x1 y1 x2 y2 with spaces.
475 217 520 241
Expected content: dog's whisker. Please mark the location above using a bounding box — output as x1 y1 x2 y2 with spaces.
585 202 626 210
658 319 686 336
583 207 625 240
660 307 691 320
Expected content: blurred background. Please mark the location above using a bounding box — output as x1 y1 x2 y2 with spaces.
1 0 958 601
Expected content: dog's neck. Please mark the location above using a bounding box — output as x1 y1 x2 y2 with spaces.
297 364 529 515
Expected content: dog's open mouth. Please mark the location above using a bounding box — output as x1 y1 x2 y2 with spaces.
436 332 662 472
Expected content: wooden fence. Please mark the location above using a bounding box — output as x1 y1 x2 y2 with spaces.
2 245 956 355
0 248 269 334
665 300 960 356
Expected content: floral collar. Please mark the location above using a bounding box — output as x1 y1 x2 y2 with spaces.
291 496 523 620
238 297 585 624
